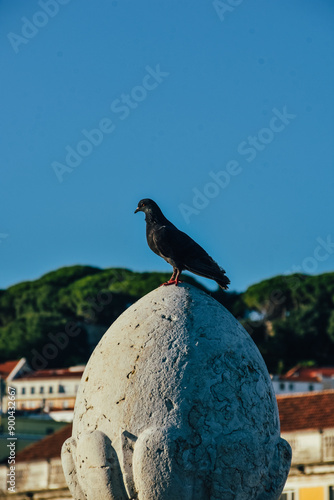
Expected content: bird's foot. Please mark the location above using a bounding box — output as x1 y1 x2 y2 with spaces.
160 279 183 286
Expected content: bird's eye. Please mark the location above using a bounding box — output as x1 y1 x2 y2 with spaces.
142 203 146 207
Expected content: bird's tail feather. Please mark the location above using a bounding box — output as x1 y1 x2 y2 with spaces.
184 260 230 290
216 274 230 290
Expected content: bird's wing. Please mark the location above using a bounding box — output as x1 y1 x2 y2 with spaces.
152 224 199 262
152 223 229 288
152 224 221 267
154 224 228 281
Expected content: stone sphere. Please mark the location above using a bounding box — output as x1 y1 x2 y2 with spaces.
62 284 291 500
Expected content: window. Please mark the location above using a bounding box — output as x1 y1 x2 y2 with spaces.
280 491 295 500
58 385 65 393
329 486 334 500
288 383 294 391
309 384 314 391
49 386 53 394
21 387 26 395
31 387 35 395
324 435 334 461
40 386 44 394
279 382 285 391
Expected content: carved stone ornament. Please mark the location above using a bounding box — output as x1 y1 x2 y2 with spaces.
62 284 291 500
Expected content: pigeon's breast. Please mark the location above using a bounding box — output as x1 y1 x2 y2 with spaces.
146 225 161 256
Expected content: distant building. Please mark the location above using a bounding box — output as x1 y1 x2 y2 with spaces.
278 390 334 500
0 359 31 382
7 366 85 422
272 375 323 395
0 360 78 463
0 424 72 498
272 365 334 395
0 358 32 413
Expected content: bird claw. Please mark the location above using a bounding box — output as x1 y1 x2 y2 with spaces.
160 279 183 286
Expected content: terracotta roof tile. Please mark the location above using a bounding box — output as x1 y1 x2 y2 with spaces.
0 360 20 378
15 424 72 462
16 368 84 380
285 365 334 379
277 389 334 432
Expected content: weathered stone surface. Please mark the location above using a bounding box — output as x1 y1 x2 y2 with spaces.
62 284 291 499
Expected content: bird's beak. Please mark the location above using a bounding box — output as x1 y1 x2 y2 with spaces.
134 207 140 214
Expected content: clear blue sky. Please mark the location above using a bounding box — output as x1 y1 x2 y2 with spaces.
1 0 333 292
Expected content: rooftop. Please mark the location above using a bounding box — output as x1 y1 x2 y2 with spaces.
284 365 334 380
15 367 84 381
277 389 334 432
15 424 72 462
0 360 21 379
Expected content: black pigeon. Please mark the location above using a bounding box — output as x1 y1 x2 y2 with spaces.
134 198 230 289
